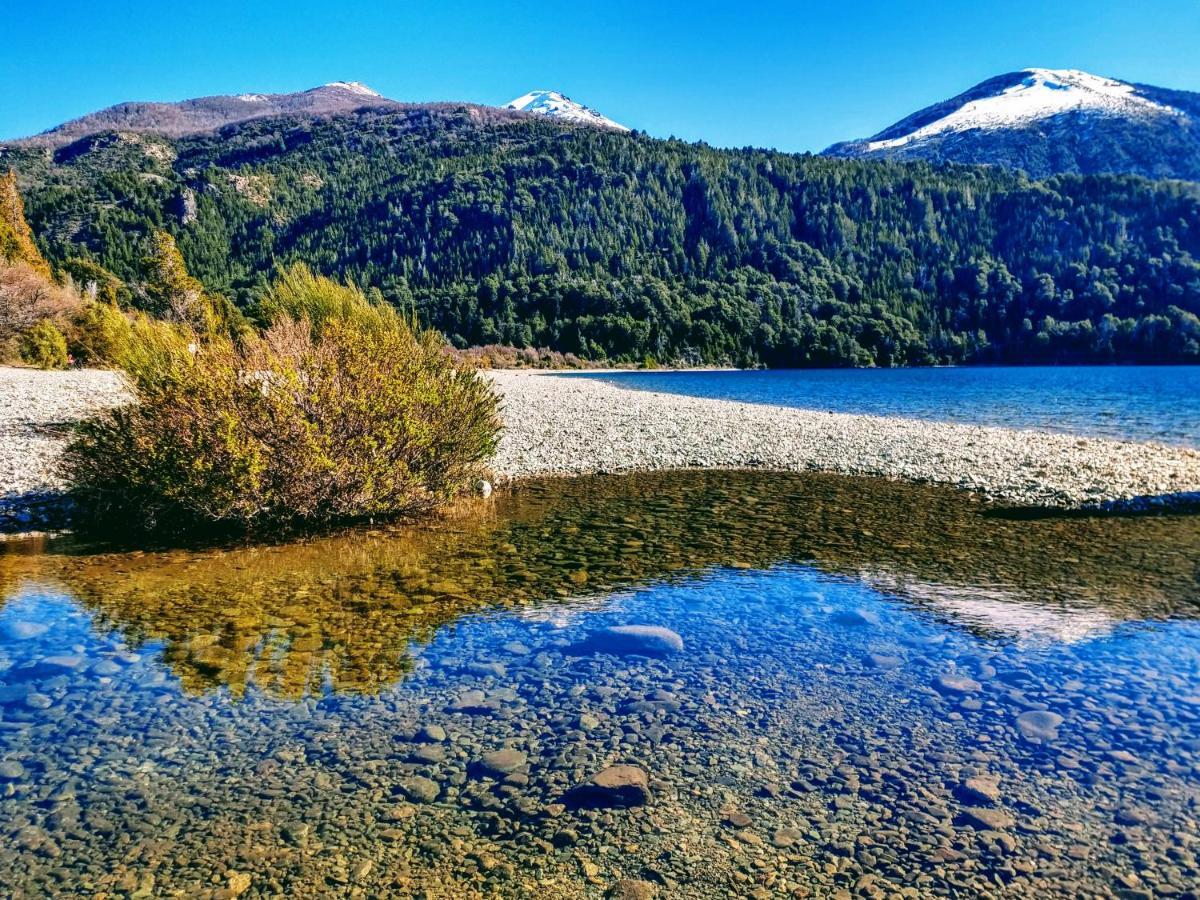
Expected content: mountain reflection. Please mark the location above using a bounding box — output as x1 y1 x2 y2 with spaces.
3 471 1198 697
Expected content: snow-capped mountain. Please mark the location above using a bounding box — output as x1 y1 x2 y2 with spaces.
322 81 383 98
826 68 1200 180
18 82 400 147
505 90 628 131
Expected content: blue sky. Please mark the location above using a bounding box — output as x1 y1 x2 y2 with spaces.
4 0 1199 151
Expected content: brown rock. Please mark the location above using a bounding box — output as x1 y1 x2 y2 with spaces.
607 879 657 899
956 774 1002 806
568 765 651 808
957 807 1015 831
475 748 528 778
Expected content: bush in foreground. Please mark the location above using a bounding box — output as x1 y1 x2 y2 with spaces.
63 268 501 533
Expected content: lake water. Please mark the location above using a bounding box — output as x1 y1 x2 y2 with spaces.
573 367 1200 447
2 471 1200 897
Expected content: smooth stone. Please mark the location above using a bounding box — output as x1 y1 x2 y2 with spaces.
866 653 902 670
415 724 447 743
567 765 651 808
957 807 1016 831
584 625 684 656
0 760 27 781
772 828 804 848
399 776 440 804
475 749 528 778
607 879 657 899
934 674 982 694
1016 710 1064 742
448 691 501 714
412 744 445 764
466 661 507 678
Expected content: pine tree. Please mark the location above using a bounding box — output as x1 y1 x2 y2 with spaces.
141 230 208 324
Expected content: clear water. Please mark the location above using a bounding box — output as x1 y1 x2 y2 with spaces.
2 472 1199 897
572 367 1200 447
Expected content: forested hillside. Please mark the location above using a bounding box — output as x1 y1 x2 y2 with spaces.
4 106 1200 365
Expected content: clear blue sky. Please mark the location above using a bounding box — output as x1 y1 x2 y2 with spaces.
4 0 1199 151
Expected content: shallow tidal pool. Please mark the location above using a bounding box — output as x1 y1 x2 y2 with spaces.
1 472 1199 898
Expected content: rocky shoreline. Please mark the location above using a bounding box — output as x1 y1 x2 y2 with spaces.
0 368 126 533
2 365 1199 533
487 371 1200 510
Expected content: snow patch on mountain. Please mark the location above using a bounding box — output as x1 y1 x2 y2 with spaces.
505 90 628 131
322 81 383 98
866 69 1181 151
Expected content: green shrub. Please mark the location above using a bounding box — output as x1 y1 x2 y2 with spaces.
19 320 69 369
68 301 137 366
63 272 501 534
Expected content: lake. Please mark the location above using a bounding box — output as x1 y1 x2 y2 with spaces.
573 367 1200 447
2 471 1199 896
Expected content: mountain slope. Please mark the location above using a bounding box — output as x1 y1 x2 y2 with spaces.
15 82 403 147
3 103 1200 367
505 90 628 130
826 69 1200 180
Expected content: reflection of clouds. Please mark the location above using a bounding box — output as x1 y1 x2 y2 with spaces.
863 570 1118 644
5 469 1198 697
516 591 637 628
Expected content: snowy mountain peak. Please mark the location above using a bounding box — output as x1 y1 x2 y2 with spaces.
505 90 628 131
823 67 1200 179
858 68 1183 153
321 81 383 98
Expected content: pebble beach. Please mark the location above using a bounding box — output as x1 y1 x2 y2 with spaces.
488 370 1200 509
2 366 1199 530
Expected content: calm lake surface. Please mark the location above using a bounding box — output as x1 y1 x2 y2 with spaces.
2 471 1200 897
575 367 1200 447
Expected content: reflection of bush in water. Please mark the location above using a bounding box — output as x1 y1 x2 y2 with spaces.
28 471 1200 697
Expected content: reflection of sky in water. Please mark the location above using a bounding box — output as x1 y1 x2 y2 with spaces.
2 557 1199 896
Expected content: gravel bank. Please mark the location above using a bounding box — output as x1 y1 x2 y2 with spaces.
1 367 127 494
489 370 1200 509
1 367 1198 524
0 368 127 529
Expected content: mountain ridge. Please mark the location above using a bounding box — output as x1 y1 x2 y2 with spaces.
825 68 1200 180
13 82 412 148
10 83 630 149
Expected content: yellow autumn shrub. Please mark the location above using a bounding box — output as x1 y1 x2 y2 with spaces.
63 269 500 533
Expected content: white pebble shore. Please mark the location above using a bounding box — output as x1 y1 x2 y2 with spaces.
0 368 127 499
488 370 1200 509
2 366 1198 511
